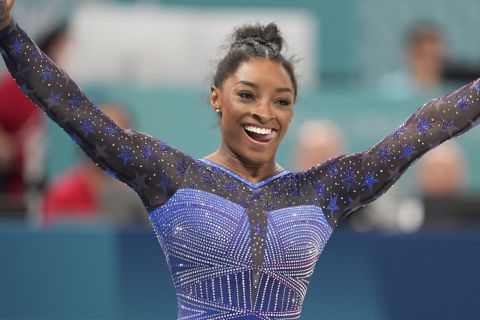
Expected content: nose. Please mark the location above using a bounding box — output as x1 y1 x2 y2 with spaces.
251 101 274 123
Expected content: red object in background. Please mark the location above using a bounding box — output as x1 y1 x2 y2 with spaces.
42 165 98 224
0 75 43 195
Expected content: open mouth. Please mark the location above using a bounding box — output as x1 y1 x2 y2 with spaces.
243 125 277 143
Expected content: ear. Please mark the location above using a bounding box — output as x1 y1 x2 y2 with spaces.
210 86 221 112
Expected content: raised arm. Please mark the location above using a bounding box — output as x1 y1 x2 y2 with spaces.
305 79 480 227
0 5 194 210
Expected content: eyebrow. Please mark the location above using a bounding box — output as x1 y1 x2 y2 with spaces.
237 80 293 94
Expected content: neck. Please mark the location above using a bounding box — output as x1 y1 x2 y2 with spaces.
204 143 283 184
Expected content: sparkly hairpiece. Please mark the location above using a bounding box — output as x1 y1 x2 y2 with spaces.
235 37 279 56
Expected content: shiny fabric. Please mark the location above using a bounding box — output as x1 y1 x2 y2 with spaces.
1 20 480 319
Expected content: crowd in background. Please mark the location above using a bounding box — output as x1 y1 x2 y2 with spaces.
1 1 479 230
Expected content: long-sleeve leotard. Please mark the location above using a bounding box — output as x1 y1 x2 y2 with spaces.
1 19 480 228
0 20 195 211
304 80 480 226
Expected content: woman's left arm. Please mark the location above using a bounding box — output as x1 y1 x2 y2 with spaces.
305 79 480 227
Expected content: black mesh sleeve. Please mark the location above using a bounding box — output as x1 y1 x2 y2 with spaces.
0 20 195 210
304 79 480 227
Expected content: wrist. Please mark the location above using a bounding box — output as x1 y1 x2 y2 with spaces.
0 15 12 30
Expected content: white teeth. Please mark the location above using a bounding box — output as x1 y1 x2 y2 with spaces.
244 125 273 135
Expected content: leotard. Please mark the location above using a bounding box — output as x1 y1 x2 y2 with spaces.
1 21 480 320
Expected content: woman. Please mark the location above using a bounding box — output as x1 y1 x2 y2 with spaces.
1 1 479 319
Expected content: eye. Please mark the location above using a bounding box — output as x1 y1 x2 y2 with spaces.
238 91 255 100
275 99 292 106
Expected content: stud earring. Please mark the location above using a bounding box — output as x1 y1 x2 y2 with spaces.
215 108 221 114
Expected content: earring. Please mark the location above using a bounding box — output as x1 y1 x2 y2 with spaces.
215 108 221 114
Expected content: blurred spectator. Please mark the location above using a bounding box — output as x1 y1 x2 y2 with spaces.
417 141 466 196
381 22 447 98
42 104 148 227
293 119 345 171
415 141 480 227
0 22 70 216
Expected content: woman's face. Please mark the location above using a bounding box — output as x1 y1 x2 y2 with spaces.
211 58 295 165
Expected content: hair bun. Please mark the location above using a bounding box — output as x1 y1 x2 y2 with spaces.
232 23 284 53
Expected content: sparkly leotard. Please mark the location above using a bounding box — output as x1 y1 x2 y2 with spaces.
1 21 480 320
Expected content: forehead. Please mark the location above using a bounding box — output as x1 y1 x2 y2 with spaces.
226 58 294 91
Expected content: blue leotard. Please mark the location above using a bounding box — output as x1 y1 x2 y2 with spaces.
1 21 479 320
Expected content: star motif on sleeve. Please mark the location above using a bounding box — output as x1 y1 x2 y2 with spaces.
46 91 62 108
440 118 457 136
12 38 24 54
103 122 117 137
132 171 148 192
94 143 108 159
362 172 379 191
118 146 134 165
14 61 29 79
399 143 415 160
387 166 401 181
416 117 433 135
326 194 340 214
455 96 469 112
344 196 362 214
69 95 82 108
341 169 356 191
393 126 406 140
377 145 390 164
40 68 53 82
142 146 155 162
315 181 326 200
31 49 42 63
327 160 338 177
432 97 448 112
80 120 94 136
156 173 170 193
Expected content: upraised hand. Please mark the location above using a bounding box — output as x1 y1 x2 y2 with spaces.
0 0 15 30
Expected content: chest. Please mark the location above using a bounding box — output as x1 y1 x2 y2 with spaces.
149 188 332 269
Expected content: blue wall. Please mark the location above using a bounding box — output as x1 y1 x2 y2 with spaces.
2 223 480 319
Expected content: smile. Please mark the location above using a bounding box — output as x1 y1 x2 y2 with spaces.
243 125 277 143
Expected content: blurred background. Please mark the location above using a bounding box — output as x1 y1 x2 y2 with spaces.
1 0 480 319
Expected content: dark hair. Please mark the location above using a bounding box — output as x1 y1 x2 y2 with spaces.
213 23 298 99
405 22 444 48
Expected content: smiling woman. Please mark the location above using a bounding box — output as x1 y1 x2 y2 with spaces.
1 0 480 319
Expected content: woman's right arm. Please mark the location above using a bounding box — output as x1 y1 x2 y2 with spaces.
0 10 195 210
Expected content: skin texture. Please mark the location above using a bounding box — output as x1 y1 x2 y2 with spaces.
206 57 295 183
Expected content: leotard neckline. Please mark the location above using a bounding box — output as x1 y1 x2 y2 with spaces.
199 158 290 189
